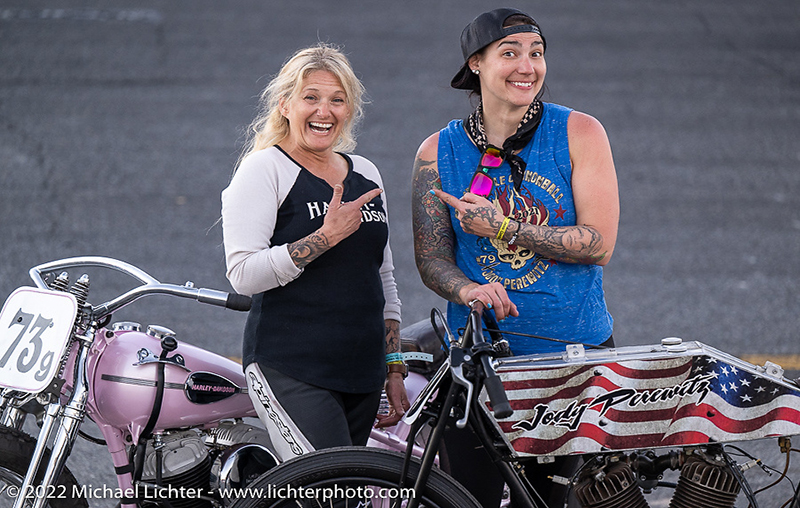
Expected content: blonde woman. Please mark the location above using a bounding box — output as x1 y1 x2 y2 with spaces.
222 43 407 461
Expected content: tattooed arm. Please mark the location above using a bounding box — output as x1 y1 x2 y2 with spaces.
384 318 401 357
564 111 619 265
431 112 619 266
412 135 472 302
412 134 518 319
512 223 608 264
376 318 409 428
286 230 333 270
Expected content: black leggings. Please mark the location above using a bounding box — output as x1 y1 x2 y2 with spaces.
255 363 382 451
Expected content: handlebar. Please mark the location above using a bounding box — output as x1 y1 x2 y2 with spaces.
29 256 251 319
466 301 513 419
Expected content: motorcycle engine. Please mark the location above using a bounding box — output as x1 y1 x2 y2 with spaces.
141 429 213 508
139 422 275 507
573 449 741 508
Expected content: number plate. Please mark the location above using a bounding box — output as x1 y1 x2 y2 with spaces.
0 287 78 393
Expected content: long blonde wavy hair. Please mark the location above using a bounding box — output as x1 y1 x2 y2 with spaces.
238 43 365 165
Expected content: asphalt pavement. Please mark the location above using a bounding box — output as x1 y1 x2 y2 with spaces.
1 1 799 506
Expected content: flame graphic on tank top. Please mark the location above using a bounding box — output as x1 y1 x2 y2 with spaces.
490 186 550 270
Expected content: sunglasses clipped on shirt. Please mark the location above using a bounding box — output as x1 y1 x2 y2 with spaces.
468 145 505 197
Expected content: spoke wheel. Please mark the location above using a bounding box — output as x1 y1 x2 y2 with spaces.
227 446 480 508
0 426 88 508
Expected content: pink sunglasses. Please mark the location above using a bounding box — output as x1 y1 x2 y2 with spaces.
468 145 505 196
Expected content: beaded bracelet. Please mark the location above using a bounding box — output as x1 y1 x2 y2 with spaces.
496 217 511 240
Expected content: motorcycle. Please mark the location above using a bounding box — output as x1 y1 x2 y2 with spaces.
228 302 800 508
0 256 439 508
0 256 281 508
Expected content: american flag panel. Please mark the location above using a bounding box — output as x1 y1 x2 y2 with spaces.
486 349 800 457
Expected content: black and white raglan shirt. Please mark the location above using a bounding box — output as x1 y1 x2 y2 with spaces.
222 146 402 393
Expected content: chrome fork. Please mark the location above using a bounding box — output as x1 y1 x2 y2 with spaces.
0 391 28 431
13 324 95 508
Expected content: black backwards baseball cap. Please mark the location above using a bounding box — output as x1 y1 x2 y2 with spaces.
451 7 546 90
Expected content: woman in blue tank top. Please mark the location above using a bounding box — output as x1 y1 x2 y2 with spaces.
410 8 620 507
412 8 619 354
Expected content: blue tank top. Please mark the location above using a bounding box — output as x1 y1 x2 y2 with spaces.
437 102 612 355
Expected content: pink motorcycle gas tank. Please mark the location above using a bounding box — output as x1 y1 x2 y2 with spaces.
90 328 256 432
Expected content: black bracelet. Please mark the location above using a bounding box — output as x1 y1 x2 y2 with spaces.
507 220 520 245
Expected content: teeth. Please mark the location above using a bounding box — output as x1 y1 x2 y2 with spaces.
309 122 333 130
511 81 533 87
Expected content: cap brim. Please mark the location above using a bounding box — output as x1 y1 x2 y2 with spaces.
450 63 478 90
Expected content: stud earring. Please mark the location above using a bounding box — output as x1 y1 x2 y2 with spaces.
472 69 480 75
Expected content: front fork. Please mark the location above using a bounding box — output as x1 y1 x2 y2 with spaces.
12 324 95 508
0 392 28 431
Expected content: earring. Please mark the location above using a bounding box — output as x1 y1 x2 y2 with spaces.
472 69 480 75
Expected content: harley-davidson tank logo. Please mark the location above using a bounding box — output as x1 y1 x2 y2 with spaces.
511 373 714 433
185 372 241 404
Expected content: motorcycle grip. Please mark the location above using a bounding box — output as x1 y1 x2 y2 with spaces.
196 289 251 312
225 293 252 312
484 374 513 419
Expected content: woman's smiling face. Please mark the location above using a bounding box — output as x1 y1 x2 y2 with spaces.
280 69 350 154
470 32 546 109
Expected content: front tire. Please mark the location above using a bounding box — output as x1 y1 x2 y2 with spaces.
227 446 480 508
0 426 88 508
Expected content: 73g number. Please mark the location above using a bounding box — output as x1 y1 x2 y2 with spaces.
0 308 57 382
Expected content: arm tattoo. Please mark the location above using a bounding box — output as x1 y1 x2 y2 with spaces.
517 223 606 264
385 319 400 354
288 230 331 269
411 156 475 303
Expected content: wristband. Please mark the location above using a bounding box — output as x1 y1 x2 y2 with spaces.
385 352 404 364
496 217 511 240
387 363 408 378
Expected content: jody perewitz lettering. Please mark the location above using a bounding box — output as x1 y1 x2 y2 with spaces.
512 373 714 432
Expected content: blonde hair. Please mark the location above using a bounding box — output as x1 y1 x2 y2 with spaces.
240 43 365 162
